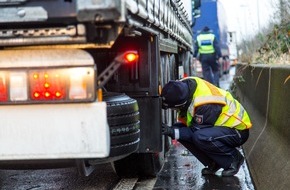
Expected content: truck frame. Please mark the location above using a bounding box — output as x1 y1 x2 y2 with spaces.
0 0 200 177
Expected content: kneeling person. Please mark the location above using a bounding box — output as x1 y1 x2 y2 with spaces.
161 77 252 176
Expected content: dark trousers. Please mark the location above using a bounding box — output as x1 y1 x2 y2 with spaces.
199 54 220 87
177 124 249 169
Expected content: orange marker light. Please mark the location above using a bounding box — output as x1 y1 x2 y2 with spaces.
124 52 138 63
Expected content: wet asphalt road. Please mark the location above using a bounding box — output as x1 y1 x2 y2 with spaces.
0 67 255 189
0 141 255 190
153 140 255 190
0 164 119 190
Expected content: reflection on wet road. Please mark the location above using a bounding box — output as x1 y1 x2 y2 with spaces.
154 141 254 190
219 66 236 91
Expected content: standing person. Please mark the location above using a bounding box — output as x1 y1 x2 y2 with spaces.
194 26 223 87
161 77 252 176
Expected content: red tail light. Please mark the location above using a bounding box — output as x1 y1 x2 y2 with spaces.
0 67 95 104
30 71 66 101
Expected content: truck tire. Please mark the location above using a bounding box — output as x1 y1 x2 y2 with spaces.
103 92 140 157
79 92 140 176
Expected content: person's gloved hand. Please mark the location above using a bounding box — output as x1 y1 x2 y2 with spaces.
162 123 175 139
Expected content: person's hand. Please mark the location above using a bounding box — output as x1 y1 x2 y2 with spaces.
162 123 175 138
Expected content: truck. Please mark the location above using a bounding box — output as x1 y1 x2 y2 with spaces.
192 0 230 76
0 0 201 178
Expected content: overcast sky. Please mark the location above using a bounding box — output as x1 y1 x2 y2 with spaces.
219 0 279 43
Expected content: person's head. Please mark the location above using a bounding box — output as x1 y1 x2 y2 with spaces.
202 26 210 32
161 80 189 109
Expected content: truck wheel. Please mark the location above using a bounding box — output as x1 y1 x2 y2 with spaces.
78 92 140 176
105 92 162 177
103 92 140 157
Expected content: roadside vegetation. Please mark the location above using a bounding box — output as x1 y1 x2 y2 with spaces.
238 0 290 65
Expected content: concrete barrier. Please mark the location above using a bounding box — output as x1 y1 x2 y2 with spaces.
233 64 290 190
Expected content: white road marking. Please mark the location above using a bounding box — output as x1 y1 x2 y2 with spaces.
112 178 139 190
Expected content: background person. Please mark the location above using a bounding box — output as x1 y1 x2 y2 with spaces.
194 26 223 87
161 77 252 176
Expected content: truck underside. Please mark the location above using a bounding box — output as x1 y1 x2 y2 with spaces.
0 0 198 177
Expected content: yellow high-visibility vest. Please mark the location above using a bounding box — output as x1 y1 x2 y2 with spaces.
178 77 252 130
197 33 215 54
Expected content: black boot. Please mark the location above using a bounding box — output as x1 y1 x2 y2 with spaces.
201 162 221 175
222 151 244 177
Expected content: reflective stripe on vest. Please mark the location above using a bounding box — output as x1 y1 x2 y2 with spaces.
179 77 252 130
197 33 215 54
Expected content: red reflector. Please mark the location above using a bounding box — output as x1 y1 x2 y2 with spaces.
0 76 7 101
124 52 138 63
